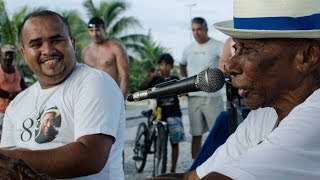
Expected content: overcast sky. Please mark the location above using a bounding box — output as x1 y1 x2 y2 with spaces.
4 0 233 60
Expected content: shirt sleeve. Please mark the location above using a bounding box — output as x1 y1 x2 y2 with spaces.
180 46 189 65
0 104 16 147
217 40 224 57
73 72 124 141
196 108 277 178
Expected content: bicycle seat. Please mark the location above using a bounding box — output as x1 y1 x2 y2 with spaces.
141 109 153 118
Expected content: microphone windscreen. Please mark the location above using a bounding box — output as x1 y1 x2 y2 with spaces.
197 68 225 92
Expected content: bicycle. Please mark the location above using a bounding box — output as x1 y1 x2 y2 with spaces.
133 108 168 176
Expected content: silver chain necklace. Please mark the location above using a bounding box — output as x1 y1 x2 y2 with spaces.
35 84 60 114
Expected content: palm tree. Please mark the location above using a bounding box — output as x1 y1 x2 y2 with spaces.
0 0 14 45
129 34 168 91
82 0 148 58
0 0 28 46
60 10 88 61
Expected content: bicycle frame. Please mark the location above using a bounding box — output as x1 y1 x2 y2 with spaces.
145 119 167 154
133 110 169 176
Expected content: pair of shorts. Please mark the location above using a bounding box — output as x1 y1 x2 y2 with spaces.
167 116 185 144
188 96 224 136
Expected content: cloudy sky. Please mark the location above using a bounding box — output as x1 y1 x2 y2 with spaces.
4 0 233 60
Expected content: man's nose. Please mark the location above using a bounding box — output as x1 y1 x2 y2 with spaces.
41 42 56 55
224 56 242 76
93 30 101 35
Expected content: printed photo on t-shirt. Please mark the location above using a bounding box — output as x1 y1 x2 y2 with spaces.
35 107 61 144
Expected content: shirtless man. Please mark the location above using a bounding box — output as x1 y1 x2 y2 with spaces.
82 17 129 97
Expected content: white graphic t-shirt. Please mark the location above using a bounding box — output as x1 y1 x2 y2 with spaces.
1 63 125 180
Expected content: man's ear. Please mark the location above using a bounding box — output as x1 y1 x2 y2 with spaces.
70 37 76 51
20 46 29 65
294 40 320 73
308 40 320 71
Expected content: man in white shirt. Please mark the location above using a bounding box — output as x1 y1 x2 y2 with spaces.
0 10 125 179
180 17 224 159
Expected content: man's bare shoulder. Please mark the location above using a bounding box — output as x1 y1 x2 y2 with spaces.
81 43 94 62
85 39 123 50
82 43 94 54
105 39 124 49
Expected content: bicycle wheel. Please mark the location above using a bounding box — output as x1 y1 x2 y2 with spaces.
133 122 148 172
153 124 168 176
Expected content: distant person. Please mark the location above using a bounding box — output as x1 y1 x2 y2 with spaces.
0 10 125 179
218 37 240 109
0 44 27 138
140 67 158 112
82 17 129 98
179 17 224 159
147 67 156 76
218 37 235 73
220 37 250 123
140 53 185 173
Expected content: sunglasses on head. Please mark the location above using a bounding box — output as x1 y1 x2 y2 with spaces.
87 23 104 28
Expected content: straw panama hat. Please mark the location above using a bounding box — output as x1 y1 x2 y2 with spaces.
214 0 320 39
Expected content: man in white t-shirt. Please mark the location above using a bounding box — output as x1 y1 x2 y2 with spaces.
179 17 224 159
151 0 320 179
0 10 125 179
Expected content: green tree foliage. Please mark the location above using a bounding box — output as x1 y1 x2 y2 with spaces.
129 34 177 92
0 0 18 45
60 10 88 62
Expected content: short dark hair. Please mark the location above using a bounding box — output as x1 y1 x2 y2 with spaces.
191 17 208 29
88 17 105 29
149 67 156 73
18 10 72 44
157 53 174 66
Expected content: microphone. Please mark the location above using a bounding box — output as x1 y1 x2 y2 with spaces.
127 68 225 101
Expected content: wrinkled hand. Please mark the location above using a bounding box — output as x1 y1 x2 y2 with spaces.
0 153 52 180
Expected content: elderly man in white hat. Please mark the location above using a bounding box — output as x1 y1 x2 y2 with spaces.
151 0 320 179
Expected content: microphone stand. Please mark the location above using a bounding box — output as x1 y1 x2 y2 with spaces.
225 75 245 135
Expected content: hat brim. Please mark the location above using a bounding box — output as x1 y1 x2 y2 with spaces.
214 20 320 39
2 50 15 53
